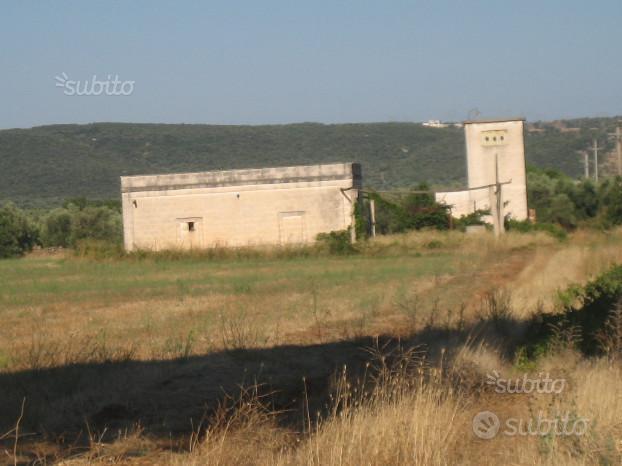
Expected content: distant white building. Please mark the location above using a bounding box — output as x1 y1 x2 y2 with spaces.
435 117 528 223
422 119 449 128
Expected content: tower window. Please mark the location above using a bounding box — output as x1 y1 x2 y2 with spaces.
481 130 508 146
188 221 195 232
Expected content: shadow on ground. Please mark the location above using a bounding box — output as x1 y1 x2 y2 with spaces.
0 316 526 460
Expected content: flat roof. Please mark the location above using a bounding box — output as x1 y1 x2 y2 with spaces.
120 162 362 193
463 117 525 125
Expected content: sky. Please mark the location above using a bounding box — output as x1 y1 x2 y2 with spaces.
1 0 621 129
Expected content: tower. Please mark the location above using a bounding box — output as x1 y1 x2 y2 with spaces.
463 118 528 221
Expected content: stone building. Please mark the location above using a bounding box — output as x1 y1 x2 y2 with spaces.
435 117 528 223
121 162 361 251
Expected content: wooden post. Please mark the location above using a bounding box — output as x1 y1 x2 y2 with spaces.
493 154 505 237
617 126 622 176
593 139 599 183
340 187 357 243
369 199 376 237
350 205 357 243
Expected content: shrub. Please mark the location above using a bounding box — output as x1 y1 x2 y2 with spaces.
453 209 488 231
505 218 567 240
0 203 39 258
548 193 577 229
526 166 622 229
601 176 622 226
316 230 357 255
36 201 123 249
70 206 123 245
522 264 622 358
40 208 73 247
369 187 450 235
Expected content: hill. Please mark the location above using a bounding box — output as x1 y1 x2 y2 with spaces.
0 117 619 206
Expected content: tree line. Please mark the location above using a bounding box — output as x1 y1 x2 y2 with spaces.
2 167 622 258
0 199 122 258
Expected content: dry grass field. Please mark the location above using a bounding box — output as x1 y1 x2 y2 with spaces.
1 229 622 465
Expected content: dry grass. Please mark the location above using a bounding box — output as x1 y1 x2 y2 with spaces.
3 228 622 464
511 228 622 315
59 349 621 466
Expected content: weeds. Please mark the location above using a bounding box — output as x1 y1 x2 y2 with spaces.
11 329 137 371
159 330 197 360
548 318 584 352
395 290 420 329
479 289 514 323
219 310 266 351
595 301 622 360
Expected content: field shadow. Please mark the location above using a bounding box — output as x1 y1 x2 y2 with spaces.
0 315 526 459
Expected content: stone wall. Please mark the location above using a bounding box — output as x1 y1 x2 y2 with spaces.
121 163 361 251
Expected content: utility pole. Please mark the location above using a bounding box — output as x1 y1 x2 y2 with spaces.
369 199 376 237
592 139 600 183
491 154 505 237
608 125 622 176
583 151 590 179
616 126 622 176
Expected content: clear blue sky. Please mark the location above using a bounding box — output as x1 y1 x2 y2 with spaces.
1 0 620 129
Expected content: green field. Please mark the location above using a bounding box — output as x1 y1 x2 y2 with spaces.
1 230 622 465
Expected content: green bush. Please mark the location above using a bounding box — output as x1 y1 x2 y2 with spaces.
35 201 123 249
601 177 622 227
369 186 450 235
526 166 622 230
0 203 39 258
522 264 622 358
40 208 73 247
316 230 357 255
69 205 123 246
505 219 567 241
453 209 489 231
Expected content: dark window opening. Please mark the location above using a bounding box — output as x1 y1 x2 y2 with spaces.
132 200 138 208
188 221 195 232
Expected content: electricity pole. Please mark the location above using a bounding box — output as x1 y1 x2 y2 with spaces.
592 139 600 183
616 126 622 176
583 151 589 179
608 125 622 176
369 199 376 237
491 154 505 237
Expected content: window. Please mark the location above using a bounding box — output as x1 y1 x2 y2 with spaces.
480 130 508 146
188 221 195 232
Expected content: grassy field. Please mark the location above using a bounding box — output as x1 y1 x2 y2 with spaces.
1 229 622 464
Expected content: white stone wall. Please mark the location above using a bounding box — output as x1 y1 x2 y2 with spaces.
121 163 360 251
